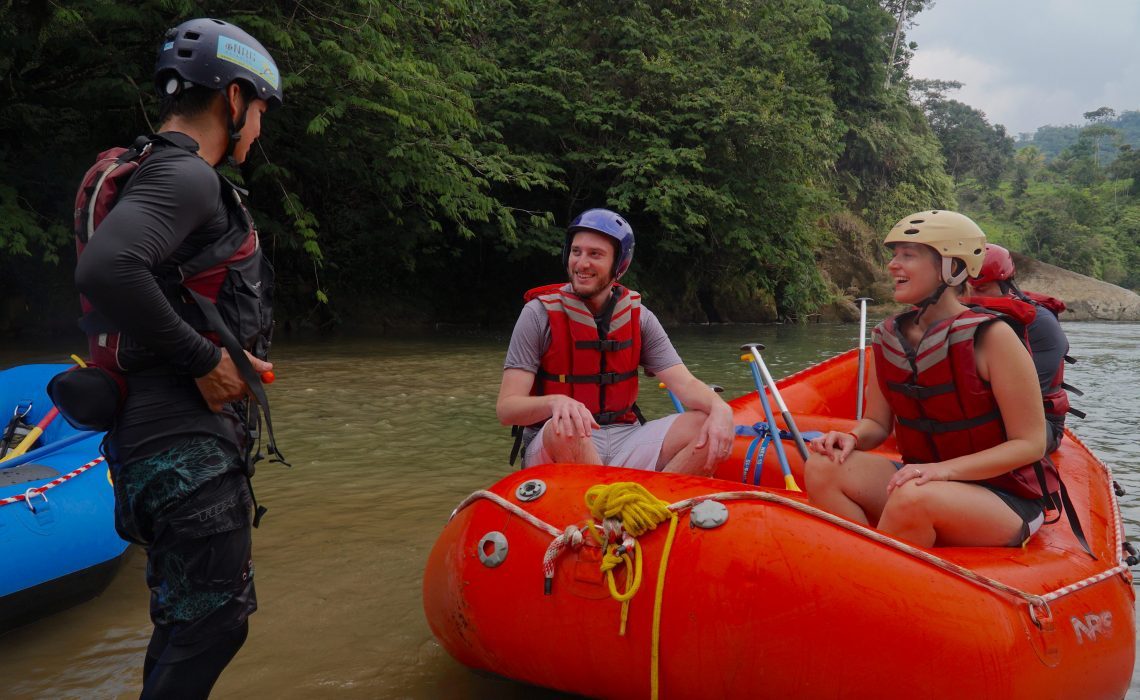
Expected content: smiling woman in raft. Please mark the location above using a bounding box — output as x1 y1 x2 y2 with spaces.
804 210 1058 548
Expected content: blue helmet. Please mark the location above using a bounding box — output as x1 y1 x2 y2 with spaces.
563 208 635 280
155 18 283 109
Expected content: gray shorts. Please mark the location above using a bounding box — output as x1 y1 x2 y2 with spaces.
523 413 682 471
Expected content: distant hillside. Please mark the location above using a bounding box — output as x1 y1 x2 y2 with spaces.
1017 110 1140 164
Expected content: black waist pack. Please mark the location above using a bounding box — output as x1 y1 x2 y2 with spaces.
47 366 125 432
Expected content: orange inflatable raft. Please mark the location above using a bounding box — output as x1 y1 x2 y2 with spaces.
423 349 1136 699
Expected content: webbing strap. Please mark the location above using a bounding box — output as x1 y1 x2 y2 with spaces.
886 380 955 400
896 410 1001 435
1038 457 1094 558
187 287 287 467
574 338 634 352
537 369 638 386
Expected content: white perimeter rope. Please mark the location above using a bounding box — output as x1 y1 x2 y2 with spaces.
0 456 107 511
453 478 1131 616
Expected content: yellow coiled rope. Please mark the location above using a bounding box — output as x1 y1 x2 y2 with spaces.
584 482 679 700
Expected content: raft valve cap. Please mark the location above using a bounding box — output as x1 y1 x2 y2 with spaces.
516 479 547 502
691 500 729 529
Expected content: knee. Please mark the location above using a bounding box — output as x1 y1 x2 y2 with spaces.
804 454 840 491
882 482 929 521
543 425 590 451
673 410 709 441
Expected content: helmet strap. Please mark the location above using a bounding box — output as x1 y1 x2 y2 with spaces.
941 257 968 286
913 282 948 324
223 88 251 166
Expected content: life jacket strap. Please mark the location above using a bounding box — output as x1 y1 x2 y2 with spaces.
1060 381 1083 397
536 369 638 386
1037 456 1094 558
187 287 288 466
573 339 634 352
896 410 1000 435
886 380 955 400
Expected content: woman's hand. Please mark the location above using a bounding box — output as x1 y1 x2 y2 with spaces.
886 463 948 494
808 430 858 464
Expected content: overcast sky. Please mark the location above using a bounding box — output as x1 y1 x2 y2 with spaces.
906 0 1140 138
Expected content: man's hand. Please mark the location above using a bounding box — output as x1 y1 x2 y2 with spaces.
696 402 735 470
195 348 273 412
547 394 600 438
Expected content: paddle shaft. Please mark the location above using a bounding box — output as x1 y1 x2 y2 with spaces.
0 429 101 470
0 407 59 463
745 359 794 481
855 297 871 420
749 349 810 461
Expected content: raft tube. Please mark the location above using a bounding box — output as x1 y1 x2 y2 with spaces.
423 349 1135 699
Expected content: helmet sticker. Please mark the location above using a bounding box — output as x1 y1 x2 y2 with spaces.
216 36 279 89
162 41 175 51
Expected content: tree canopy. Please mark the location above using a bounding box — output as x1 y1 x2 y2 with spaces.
2 0 962 331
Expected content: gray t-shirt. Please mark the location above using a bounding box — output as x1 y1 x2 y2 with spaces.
504 298 683 375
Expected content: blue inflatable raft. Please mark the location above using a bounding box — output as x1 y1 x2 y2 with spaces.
0 364 129 633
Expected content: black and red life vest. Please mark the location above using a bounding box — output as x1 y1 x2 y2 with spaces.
961 294 1078 425
872 307 1059 500
74 133 274 373
528 283 642 425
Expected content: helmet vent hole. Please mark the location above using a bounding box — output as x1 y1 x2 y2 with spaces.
177 49 193 58
973 248 982 255
909 219 925 224
904 228 920 235
184 31 201 40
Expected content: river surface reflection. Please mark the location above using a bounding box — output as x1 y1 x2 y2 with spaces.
0 321 1137 698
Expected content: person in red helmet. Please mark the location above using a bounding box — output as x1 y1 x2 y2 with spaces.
497 208 734 475
966 244 1077 453
74 18 284 698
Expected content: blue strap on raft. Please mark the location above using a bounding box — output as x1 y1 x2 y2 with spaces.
735 422 823 486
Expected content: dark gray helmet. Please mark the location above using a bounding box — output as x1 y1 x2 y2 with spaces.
155 18 283 108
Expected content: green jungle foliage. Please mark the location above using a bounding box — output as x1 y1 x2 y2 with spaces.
929 103 1140 291
2 0 953 331
1019 109 1140 166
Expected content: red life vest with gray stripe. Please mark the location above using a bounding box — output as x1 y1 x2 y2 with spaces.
872 308 1059 499
527 283 641 425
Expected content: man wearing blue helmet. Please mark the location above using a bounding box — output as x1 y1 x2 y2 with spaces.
498 208 735 474
73 18 284 698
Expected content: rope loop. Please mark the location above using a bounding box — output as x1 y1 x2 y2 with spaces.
584 482 672 537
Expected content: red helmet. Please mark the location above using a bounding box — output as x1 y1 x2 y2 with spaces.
970 243 1015 287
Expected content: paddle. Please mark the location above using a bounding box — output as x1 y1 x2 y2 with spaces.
0 408 59 463
742 343 810 462
855 297 872 420
739 345 799 491
0 429 101 470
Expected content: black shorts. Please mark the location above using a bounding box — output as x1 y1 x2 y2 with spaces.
146 470 257 661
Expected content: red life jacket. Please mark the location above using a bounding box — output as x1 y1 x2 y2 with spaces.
74 133 274 373
529 283 641 425
961 295 1074 424
1022 290 1066 316
872 308 1059 499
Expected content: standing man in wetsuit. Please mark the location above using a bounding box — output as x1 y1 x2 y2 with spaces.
498 208 735 474
75 18 282 698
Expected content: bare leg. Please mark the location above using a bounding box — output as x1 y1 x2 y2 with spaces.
878 481 1024 547
656 410 715 475
804 451 898 526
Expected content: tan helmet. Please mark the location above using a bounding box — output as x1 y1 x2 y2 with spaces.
884 210 987 285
